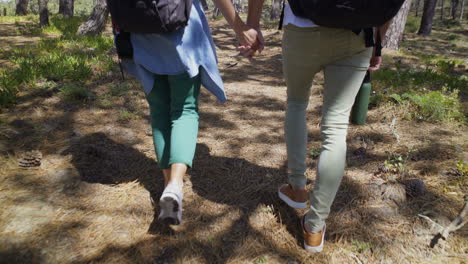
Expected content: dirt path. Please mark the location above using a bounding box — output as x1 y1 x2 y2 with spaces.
0 20 467 264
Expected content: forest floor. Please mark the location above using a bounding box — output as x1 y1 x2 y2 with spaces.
0 15 467 264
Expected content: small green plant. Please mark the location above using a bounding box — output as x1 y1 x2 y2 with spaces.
456 160 468 177
118 109 139 123
254 256 268 264
309 146 321 159
58 83 93 101
383 152 408 176
351 240 373 254
447 160 468 190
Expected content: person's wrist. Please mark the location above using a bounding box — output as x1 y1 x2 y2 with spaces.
246 21 260 30
234 19 249 36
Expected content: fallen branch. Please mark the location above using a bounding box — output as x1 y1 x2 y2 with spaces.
429 196 468 248
349 253 364 264
418 214 444 230
390 115 400 142
440 196 468 239
443 254 468 258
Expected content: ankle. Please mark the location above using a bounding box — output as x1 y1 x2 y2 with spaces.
167 179 183 187
290 184 306 191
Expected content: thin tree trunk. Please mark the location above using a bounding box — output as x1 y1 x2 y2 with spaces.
451 0 460 19
440 0 445 19
460 0 465 19
77 0 109 35
384 0 414 50
415 0 422 16
418 0 438 36
38 0 49 27
270 0 281 20
16 0 29 15
59 0 74 17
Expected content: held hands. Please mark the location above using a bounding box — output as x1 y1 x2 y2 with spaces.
235 24 264 61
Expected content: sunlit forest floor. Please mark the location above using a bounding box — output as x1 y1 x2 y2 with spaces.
0 14 467 264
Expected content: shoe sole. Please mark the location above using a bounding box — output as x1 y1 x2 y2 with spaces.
278 188 307 209
159 194 181 225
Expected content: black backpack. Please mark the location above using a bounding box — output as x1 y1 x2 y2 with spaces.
107 0 193 33
288 0 405 29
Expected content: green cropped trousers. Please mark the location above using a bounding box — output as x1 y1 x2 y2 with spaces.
146 73 201 169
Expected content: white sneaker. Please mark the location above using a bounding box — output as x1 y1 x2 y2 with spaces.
158 183 183 225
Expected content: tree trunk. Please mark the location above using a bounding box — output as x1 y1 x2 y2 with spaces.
440 0 445 19
451 0 460 19
199 0 209 10
418 0 438 36
461 0 465 19
3 8 7 16
38 0 49 27
270 0 282 20
77 0 109 35
59 0 74 17
384 0 414 50
16 0 29 15
415 0 422 16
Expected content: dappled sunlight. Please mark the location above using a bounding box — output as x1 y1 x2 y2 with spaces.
0 12 467 264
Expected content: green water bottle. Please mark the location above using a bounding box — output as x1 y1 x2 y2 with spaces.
351 71 371 125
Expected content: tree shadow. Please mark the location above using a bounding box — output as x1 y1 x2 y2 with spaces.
0 247 43 264
61 134 386 263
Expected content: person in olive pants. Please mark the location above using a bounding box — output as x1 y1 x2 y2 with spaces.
242 0 390 253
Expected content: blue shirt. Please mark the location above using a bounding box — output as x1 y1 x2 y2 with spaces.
122 0 226 103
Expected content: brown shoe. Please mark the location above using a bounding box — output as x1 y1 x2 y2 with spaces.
302 216 325 253
278 184 308 209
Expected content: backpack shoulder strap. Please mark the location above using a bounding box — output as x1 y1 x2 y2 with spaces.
375 28 383 56
278 0 286 30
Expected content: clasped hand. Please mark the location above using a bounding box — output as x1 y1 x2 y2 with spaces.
235 25 264 61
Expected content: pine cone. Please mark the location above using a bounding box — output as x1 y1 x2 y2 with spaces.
18 150 43 167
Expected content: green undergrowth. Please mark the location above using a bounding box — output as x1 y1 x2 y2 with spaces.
371 53 467 123
0 16 115 106
389 88 464 122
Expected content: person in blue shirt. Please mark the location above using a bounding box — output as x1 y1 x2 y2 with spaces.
122 0 262 225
